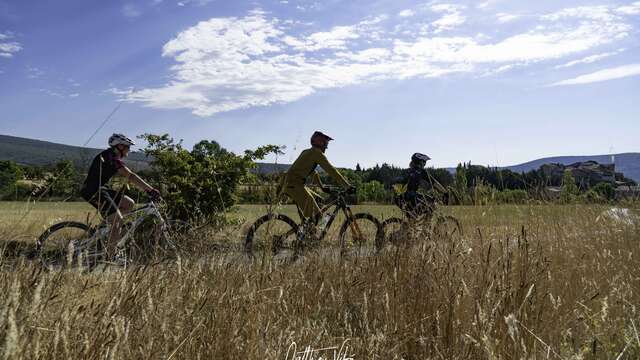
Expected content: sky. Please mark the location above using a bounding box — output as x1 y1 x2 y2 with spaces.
0 0 639 169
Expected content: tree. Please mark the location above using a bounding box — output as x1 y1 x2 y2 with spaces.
0 160 22 196
560 170 578 203
140 134 282 222
355 163 362 172
357 180 388 203
45 160 80 198
592 182 615 201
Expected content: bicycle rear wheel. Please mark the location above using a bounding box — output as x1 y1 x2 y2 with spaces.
36 222 100 269
339 213 381 257
245 214 299 260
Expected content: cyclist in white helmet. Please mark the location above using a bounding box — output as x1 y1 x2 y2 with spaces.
394 153 445 219
80 133 160 257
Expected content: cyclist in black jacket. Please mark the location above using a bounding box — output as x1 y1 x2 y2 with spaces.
395 153 444 219
80 133 159 256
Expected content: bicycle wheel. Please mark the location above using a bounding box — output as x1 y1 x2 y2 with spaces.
126 216 185 263
339 213 381 257
245 214 299 260
430 215 463 241
380 217 404 249
36 222 99 269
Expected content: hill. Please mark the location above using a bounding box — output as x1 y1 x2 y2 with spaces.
503 153 640 182
0 134 150 170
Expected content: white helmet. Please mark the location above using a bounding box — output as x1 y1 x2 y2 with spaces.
108 133 135 147
411 153 431 162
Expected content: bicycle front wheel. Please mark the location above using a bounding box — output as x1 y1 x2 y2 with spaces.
339 213 381 257
36 222 99 269
245 214 299 260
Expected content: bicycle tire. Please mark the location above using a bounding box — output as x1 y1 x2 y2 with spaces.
245 213 299 259
339 213 382 257
36 221 98 269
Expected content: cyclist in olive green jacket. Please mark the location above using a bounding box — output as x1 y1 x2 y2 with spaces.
282 131 353 221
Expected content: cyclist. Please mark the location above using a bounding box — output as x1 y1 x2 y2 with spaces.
80 133 160 256
282 131 354 235
395 153 445 220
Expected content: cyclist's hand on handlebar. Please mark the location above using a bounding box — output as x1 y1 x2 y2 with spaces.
146 188 161 201
346 185 357 194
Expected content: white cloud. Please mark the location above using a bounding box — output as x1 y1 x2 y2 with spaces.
0 32 22 59
554 49 625 69
496 13 520 23
117 5 635 116
122 4 142 18
398 9 415 18
429 4 466 33
177 0 214 6
616 2 640 15
550 64 640 86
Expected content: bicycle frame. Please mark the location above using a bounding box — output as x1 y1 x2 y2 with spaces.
74 198 166 258
301 191 365 242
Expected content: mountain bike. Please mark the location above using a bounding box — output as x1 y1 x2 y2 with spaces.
380 193 462 249
244 187 382 259
35 187 191 269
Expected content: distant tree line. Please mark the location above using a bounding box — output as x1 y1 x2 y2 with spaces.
1 146 637 207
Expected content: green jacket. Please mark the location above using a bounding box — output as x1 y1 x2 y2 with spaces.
284 147 350 188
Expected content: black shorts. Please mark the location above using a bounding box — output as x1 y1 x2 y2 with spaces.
84 189 123 218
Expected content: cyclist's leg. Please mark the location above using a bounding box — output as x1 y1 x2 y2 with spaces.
100 191 134 257
285 186 321 242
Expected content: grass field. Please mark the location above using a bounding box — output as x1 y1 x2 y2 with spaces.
1 201 639 359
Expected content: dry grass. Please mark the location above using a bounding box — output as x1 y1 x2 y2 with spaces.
1 202 639 359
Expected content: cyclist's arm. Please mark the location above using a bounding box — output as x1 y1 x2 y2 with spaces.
316 153 350 188
117 166 154 192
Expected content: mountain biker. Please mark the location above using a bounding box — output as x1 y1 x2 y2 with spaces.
282 131 354 225
80 133 160 257
395 153 445 219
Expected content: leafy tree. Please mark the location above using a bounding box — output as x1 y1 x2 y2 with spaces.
139 134 282 222
0 160 22 197
592 182 615 201
357 180 388 203
44 160 80 198
560 170 578 203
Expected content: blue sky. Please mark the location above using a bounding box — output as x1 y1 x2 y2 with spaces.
0 0 639 169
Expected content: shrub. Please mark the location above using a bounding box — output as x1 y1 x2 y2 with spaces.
497 189 529 204
139 134 282 222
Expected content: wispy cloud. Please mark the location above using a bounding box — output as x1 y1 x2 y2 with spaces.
496 13 520 23
115 4 635 117
550 64 640 86
398 9 415 18
122 3 142 18
615 1 640 15
0 32 22 58
554 49 625 69
177 0 214 6
27 66 44 79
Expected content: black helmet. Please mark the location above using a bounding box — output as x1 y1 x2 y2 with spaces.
411 153 431 163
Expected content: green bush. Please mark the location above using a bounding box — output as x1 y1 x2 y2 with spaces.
140 134 281 222
592 182 615 201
